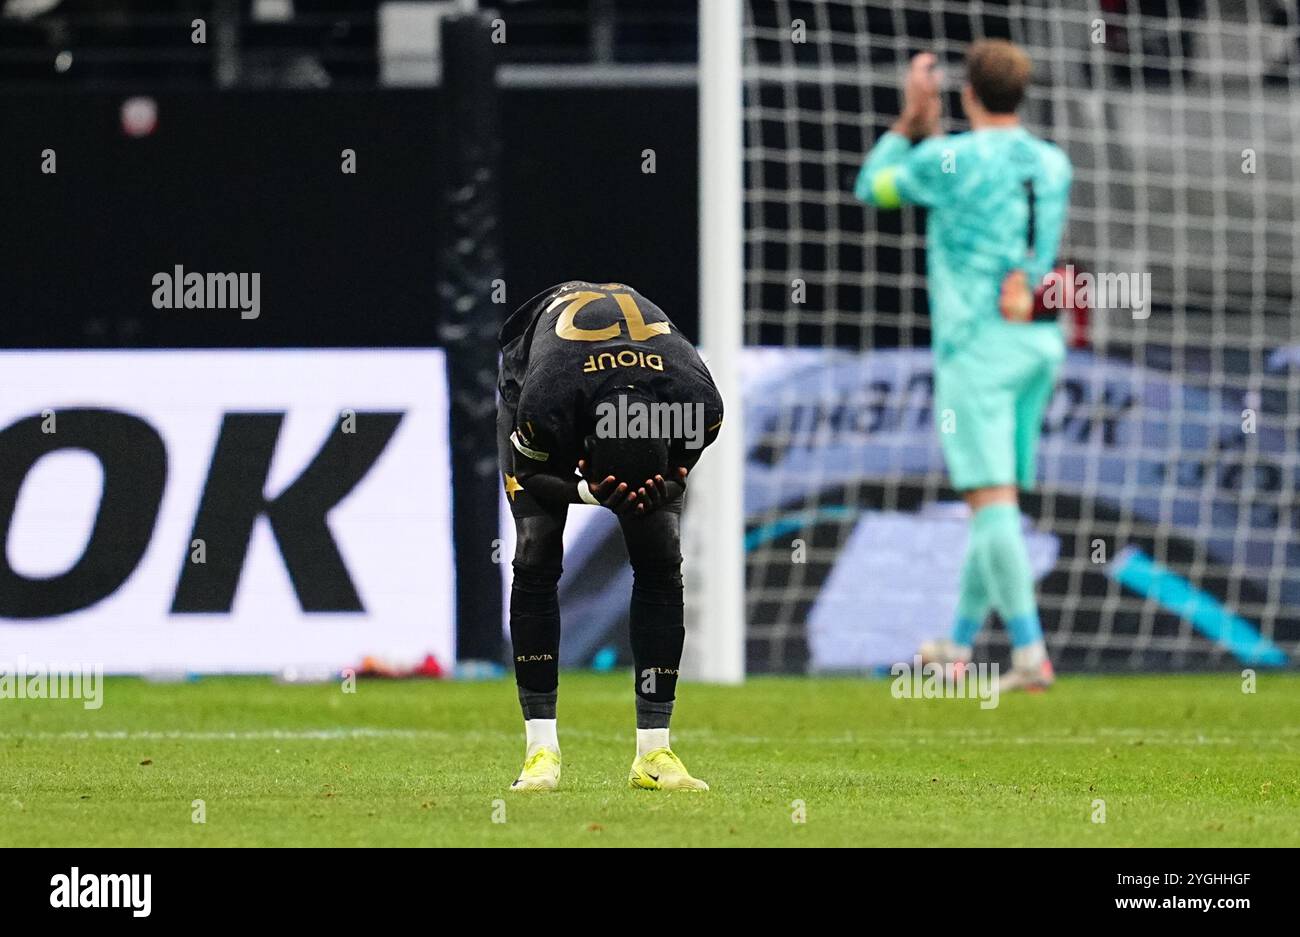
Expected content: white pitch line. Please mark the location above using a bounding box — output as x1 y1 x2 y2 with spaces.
0 727 1296 747
0 729 454 741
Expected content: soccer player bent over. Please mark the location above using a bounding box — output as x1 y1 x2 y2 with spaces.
854 41 1073 690
497 281 723 790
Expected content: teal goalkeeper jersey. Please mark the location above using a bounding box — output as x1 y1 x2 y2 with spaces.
854 127 1073 357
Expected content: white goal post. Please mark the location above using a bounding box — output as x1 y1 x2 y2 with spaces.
684 0 746 683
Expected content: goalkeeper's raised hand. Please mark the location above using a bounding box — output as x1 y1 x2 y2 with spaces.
892 52 944 142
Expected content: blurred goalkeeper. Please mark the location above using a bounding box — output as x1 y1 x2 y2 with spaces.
497 281 722 791
854 41 1073 690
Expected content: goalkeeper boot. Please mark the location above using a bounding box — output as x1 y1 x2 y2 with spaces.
999 652 1055 693
918 638 972 681
510 746 561 792
628 747 709 792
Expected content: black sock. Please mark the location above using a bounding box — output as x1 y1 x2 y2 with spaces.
629 558 684 730
509 558 561 720
517 685 557 721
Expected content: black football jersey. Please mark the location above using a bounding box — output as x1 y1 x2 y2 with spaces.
498 281 723 472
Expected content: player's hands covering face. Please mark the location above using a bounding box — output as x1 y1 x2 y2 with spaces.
578 462 689 517
632 467 689 517
578 460 639 516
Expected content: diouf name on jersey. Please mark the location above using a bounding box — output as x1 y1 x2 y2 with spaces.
582 350 665 373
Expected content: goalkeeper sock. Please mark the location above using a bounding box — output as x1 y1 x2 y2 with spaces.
1012 642 1048 671
950 540 990 649
972 502 1044 649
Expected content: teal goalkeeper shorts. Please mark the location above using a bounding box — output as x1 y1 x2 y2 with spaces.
932 318 1065 492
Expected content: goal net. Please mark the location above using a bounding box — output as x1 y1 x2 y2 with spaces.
737 0 1300 673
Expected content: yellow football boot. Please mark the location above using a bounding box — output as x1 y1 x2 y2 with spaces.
510 746 561 792
628 747 709 791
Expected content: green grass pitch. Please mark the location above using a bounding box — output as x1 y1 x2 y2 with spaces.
2 672 1297 847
